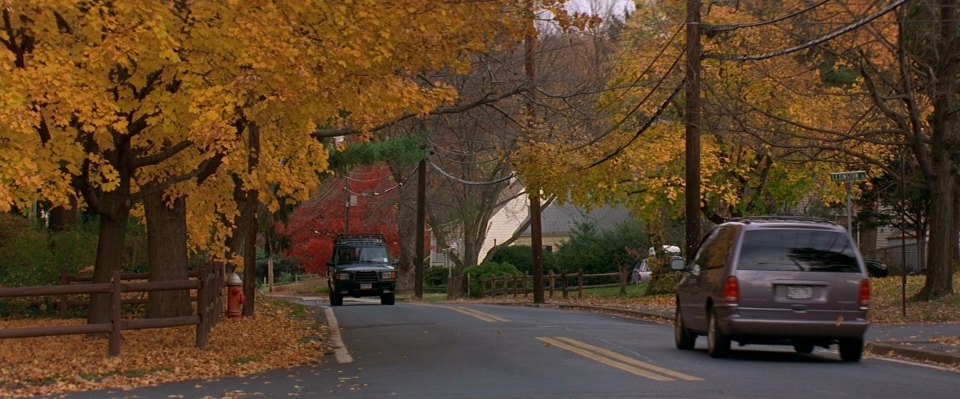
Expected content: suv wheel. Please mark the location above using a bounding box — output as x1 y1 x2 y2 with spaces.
329 289 343 306
380 293 395 305
707 309 731 358
838 338 863 362
674 306 696 350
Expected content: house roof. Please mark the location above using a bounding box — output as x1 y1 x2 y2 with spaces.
521 202 634 236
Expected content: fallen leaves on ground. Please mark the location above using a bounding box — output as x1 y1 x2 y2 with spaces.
869 273 960 324
0 297 332 398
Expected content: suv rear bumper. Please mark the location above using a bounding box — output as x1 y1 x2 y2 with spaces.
717 307 868 339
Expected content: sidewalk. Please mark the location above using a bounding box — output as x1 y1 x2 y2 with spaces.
487 300 960 367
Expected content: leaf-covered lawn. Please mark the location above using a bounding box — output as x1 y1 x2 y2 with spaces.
0 298 331 398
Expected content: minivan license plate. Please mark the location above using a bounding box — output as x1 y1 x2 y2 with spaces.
787 286 812 299
361 283 372 290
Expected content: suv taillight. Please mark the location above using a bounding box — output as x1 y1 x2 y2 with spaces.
723 276 739 304
859 279 870 308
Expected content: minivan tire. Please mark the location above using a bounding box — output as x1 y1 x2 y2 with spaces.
674 306 696 350
793 343 814 354
838 338 863 362
707 309 731 358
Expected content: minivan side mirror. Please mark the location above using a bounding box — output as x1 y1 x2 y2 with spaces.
669 258 686 271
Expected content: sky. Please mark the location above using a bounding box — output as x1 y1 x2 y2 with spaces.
566 0 636 19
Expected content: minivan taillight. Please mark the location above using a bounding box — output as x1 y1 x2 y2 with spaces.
723 276 739 304
859 279 870 308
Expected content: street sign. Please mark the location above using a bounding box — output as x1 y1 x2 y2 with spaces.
830 170 867 234
830 170 867 182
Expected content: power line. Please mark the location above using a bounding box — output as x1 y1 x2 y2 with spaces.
585 77 686 169
571 42 685 152
704 0 907 61
428 160 516 186
703 0 831 33
342 166 418 197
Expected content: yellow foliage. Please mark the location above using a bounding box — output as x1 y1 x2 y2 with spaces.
1 0 543 258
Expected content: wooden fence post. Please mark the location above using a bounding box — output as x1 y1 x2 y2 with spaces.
561 272 568 299
578 270 584 298
548 271 555 298
479 277 485 299
58 265 68 316
109 271 122 357
524 273 529 299
196 263 210 349
620 265 627 295
513 274 518 299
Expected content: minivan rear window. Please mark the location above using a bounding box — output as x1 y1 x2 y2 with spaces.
737 229 860 273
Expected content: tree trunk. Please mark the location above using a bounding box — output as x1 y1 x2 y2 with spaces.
952 186 960 263
243 199 257 317
917 155 955 300
392 165 418 294
48 203 78 232
87 194 130 325
145 193 192 318
226 184 258 316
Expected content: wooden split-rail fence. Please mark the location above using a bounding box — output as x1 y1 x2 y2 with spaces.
0 264 225 356
478 267 630 299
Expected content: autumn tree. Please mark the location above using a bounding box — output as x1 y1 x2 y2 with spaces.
684 0 957 299
2 0 575 324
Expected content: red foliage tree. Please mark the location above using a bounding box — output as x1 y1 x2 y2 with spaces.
279 164 402 275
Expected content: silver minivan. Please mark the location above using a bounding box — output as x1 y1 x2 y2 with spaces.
671 217 870 361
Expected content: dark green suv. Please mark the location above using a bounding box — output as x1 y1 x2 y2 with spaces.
326 234 397 306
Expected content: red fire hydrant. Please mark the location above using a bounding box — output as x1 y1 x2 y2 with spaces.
226 272 245 318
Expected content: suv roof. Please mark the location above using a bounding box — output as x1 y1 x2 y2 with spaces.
335 234 386 246
727 216 836 225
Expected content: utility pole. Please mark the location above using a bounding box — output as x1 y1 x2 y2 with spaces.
684 0 702 258
415 157 426 300
526 2 545 304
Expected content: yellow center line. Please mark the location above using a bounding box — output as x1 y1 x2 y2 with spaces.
448 306 510 323
553 337 703 381
537 337 675 382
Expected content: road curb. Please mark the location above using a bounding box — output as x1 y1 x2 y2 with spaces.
866 341 960 365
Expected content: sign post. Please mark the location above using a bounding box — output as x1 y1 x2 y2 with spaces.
830 171 867 233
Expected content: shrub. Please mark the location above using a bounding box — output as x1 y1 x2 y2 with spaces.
0 214 91 317
485 245 555 275
424 267 449 289
255 250 301 285
551 220 647 276
464 261 520 298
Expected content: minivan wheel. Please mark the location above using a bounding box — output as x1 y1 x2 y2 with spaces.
838 338 863 362
707 310 731 358
793 343 814 354
674 306 696 350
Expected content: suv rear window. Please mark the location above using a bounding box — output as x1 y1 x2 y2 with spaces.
737 229 860 273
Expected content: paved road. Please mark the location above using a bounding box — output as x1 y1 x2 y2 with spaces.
49 297 959 398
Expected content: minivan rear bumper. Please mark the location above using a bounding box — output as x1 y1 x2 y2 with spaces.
717 307 868 339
